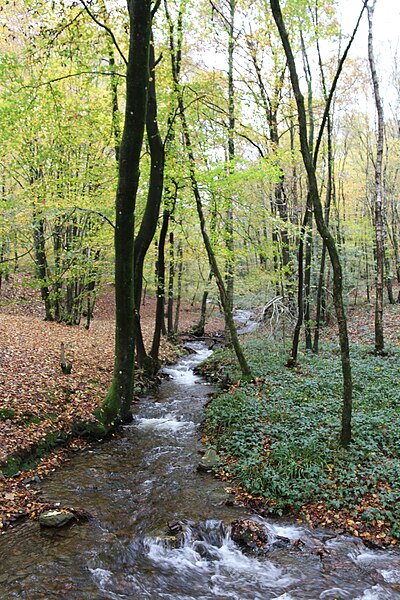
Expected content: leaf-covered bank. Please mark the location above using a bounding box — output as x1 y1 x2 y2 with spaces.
0 277 224 531
200 336 400 547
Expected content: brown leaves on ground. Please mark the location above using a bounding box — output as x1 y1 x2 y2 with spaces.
0 442 87 531
325 299 400 347
0 275 224 531
299 500 398 548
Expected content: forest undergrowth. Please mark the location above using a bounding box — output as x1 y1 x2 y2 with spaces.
200 306 400 548
0 275 223 532
2 272 400 548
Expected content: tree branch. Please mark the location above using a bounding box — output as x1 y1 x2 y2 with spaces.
313 0 369 165
18 70 126 91
78 0 128 66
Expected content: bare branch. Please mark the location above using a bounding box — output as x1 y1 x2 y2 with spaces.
152 0 162 17
79 0 128 66
313 0 369 166
18 70 126 91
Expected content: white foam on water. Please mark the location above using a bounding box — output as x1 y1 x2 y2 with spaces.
354 585 396 599
265 522 306 541
135 415 195 433
161 344 213 387
147 542 209 572
163 366 200 386
210 540 294 586
380 569 400 584
144 530 296 598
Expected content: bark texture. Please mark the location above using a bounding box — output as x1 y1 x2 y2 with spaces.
100 0 152 427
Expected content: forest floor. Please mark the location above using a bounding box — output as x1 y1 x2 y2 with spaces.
200 297 400 549
0 273 224 532
1 273 400 547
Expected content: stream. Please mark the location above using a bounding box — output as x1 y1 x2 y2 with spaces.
1 342 400 599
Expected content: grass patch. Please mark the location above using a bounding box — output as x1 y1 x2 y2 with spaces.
201 337 400 542
1 431 69 477
0 408 16 421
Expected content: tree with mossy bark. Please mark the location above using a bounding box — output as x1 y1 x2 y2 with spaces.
98 0 154 429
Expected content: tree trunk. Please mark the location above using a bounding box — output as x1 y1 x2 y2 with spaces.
100 0 152 428
368 2 385 353
287 199 311 366
385 256 395 304
33 213 53 321
270 0 353 447
314 113 333 353
133 30 165 372
165 0 251 378
150 207 171 362
194 269 213 336
174 237 183 334
167 231 175 339
225 0 235 341
304 218 313 350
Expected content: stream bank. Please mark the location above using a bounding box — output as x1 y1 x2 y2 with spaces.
0 342 400 599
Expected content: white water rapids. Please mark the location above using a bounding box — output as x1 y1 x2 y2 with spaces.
0 342 399 599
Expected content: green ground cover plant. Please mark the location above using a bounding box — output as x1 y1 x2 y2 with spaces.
201 336 400 545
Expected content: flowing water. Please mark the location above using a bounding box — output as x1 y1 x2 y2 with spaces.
1 342 400 599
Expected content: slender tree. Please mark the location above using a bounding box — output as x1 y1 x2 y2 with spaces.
133 30 165 372
165 0 251 378
269 0 367 446
367 0 385 354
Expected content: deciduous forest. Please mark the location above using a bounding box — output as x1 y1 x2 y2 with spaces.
2 0 400 597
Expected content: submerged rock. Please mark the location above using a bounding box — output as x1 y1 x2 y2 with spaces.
165 520 189 546
39 510 75 528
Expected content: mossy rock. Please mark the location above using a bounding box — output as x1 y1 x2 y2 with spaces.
197 447 219 472
39 510 75 528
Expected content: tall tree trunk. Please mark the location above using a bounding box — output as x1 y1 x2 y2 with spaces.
165 0 251 378
174 237 183 334
133 31 165 372
385 255 395 304
270 0 356 447
150 206 171 361
225 0 235 337
313 21 334 353
167 231 175 339
301 32 314 352
287 199 311 366
314 116 333 353
367 1 385 353
194 269 213 336
100 0 152 428
177 95 250 375
52 216 63 322
33 212 53 322
304 220 313 350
